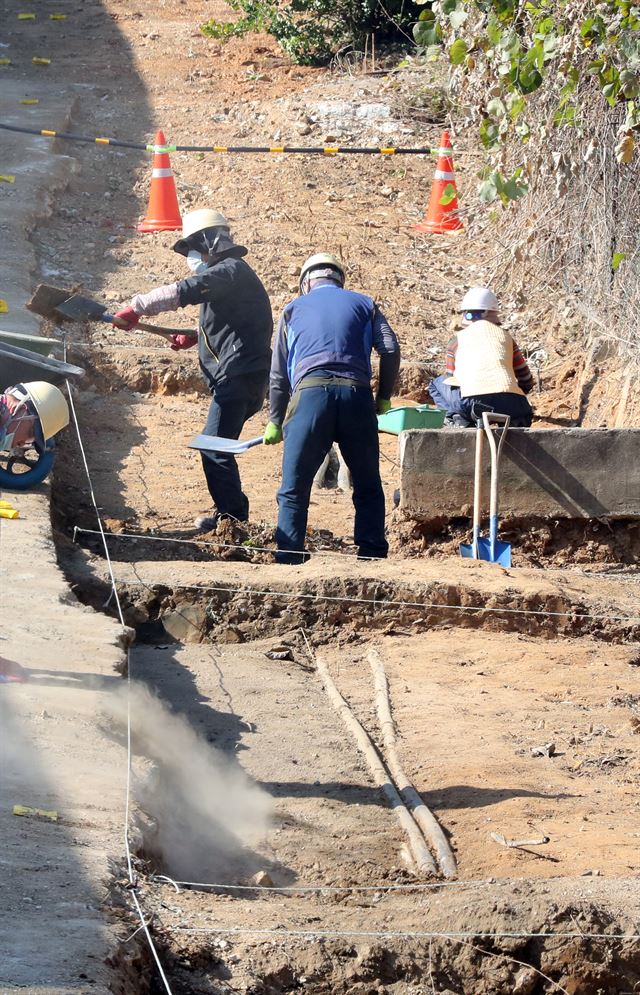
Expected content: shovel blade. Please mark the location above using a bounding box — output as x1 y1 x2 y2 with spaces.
188 433 263 455
55 294 108 323
475 537 511 567
27 283 73 320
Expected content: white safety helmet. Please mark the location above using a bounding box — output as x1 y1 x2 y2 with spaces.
459 287 499 314
299 252 345 291
173 209 230 256
9 381 69 441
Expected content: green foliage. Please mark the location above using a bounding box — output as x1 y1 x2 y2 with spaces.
202 0 419 66
414 0 640 201
479 167 528 204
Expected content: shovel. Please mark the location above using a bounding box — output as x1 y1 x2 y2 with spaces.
188 434 264 455
460 412 511 566
27 284 187 339
459 420 484 560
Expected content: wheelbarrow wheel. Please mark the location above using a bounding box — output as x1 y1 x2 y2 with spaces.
0 439 56 491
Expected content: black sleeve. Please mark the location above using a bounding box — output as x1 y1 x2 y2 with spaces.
176 267 235 308
373 307 401 400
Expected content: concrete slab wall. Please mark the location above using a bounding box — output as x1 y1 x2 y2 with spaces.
400 428 640 520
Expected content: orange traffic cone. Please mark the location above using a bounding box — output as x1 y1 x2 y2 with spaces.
137 129 182 233
414 130 463 234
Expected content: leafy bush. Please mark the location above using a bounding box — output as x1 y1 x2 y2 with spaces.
414 0 640 200
202 0 420 66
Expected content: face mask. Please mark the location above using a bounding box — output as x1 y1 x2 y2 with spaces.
187 250 207 275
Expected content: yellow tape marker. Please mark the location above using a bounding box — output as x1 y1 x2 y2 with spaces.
18 12 37 19
49 13 68 19
212 146 228 153
0 509 20 520
0 300 8 314
95 137 110 145
0 58 12 66
41 129 57 137
269 147 285 153
380 148 396 155
13 805 58 821
323 147 339 154
32 57 51 66
0 175 16 183
20 98 39 104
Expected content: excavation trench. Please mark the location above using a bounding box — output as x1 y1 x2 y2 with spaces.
55 534 639 648
107 878 640 995
48 377 639 995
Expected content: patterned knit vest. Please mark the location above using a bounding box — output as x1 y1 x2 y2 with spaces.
454 320 524 398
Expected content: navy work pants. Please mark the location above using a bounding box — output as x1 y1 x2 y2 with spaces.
276 383 388 564
201 372 268 521
429 375 533 427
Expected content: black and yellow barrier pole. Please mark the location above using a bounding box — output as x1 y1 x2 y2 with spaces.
0 121 438 156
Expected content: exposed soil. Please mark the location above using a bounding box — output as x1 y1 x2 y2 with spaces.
5 0 640 991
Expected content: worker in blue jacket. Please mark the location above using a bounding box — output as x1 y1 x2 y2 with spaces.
263 253 400 564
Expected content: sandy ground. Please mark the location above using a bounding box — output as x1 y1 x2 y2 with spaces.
2 0 640 991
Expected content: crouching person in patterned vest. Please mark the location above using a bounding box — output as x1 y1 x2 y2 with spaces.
429 287 534 428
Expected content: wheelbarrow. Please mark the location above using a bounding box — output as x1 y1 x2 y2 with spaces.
0 341 84 491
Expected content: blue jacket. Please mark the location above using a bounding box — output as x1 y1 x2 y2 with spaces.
269 283 400 425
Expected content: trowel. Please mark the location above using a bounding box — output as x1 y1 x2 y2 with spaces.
27 283 188 339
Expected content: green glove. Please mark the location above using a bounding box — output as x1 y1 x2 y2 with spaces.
263 421 283 445
376 398 392 415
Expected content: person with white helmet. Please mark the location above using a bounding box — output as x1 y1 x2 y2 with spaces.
429 286 534 427
0 381 69 452
263 252 400 564
114 209 273 529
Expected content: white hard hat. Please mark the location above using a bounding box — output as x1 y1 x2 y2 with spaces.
173 209 229 254
299 252 345 288
459 287 499 313
20 381 69 441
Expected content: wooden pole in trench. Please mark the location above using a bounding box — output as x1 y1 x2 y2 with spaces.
368 648 457 879
311 650 437 876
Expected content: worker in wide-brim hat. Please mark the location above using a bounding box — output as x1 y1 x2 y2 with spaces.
429 287 534 427
0 381 69 452
263 252 401 565
114 209 273 531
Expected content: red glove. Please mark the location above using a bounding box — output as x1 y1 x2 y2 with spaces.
113 306 140 329
170 334 198 352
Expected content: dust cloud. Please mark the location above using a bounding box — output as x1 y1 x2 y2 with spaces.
108 682 272 882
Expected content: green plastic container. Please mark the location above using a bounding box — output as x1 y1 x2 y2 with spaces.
0 330 61 357
377 404 445 434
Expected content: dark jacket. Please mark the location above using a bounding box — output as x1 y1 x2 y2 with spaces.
177 254 272 391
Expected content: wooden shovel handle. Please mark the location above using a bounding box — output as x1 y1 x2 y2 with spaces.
111 316 193 339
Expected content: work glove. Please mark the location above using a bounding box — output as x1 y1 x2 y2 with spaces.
263 421 283 445
376 398 392 415
113 306 140 329
169 334 198 352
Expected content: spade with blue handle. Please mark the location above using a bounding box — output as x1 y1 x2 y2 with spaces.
460 412 511 566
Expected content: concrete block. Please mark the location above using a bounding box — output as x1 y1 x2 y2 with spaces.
400 428 640 520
